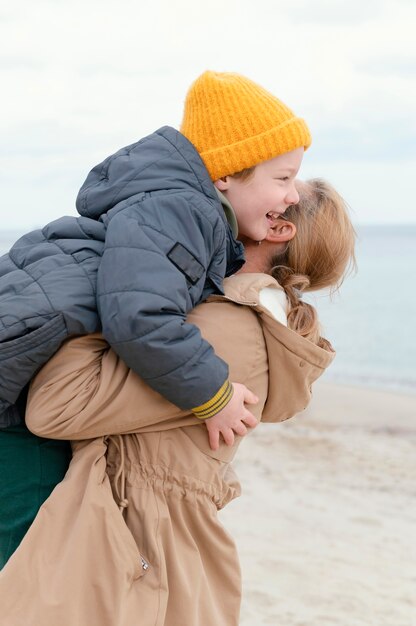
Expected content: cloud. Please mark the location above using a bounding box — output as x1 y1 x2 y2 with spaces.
284 0 385 24
0 56 43 70
357 58 416 78
309 118 416 162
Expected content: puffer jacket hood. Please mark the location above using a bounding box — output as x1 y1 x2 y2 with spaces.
76 126 218 220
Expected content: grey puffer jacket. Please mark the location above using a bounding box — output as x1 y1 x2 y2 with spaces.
0 126 245 428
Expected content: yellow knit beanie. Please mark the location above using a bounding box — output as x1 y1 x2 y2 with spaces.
180 71 311 181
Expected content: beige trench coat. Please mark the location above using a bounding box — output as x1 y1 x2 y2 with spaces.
0 274 334 626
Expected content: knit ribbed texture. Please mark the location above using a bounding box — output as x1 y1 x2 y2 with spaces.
180 71 312 181
192 379 234 419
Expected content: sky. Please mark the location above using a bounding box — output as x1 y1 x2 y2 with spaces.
1 0 415 230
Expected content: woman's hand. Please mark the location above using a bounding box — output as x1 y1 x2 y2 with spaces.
204 382 259 451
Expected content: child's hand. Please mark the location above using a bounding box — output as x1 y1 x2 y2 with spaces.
205 382 259 451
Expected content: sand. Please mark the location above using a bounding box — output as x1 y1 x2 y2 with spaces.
220 382 416 626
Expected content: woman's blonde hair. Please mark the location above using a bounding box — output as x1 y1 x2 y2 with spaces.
271 178 357 349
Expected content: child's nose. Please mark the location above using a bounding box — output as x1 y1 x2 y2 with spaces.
286 183 300 206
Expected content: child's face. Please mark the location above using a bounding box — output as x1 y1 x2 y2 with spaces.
215 147 304 242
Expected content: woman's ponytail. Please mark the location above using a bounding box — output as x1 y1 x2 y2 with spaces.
272 264 333 350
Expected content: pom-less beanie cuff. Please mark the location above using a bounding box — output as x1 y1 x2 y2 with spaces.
200 116 311 182
180 71 312 181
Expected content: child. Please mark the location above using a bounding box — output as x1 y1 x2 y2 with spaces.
0 70 311 432
0 71 310 565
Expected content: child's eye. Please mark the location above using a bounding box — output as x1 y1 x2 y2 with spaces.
275 176 289 181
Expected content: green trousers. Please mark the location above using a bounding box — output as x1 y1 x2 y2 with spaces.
0 424 71 569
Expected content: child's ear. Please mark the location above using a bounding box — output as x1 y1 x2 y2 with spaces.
213 177 230 191
265 220 296 243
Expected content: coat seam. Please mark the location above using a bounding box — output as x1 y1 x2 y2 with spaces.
13 265 55 314
98 288 183 309
109 333 220 382
50 239 97 294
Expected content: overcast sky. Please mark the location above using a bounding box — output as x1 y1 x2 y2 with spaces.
1 0 415 230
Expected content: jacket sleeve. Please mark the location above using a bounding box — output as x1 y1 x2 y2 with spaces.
26 304 269 440
25 333 188 440
97 199 230 411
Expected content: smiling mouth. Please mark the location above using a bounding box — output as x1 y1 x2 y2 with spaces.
266 211 285 222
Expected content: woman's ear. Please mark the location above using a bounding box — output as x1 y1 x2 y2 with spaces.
213 176 230 191
265 220 297 243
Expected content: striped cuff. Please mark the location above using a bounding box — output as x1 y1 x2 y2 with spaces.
192 380 234 420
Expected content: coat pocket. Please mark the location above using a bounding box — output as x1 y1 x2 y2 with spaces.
105 485 150 581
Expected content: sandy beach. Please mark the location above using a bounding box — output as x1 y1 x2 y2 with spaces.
220 382 416 626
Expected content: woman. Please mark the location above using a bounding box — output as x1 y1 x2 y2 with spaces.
0 179 355 626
